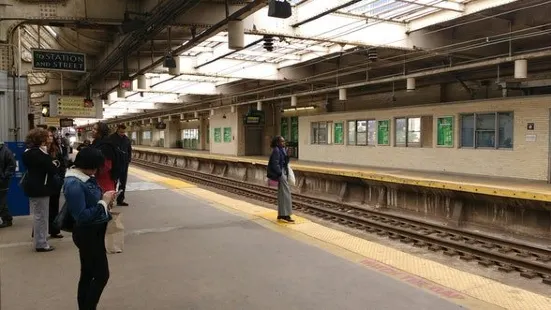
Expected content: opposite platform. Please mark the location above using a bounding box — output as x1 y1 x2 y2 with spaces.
133 145 551 203
4 167 549 309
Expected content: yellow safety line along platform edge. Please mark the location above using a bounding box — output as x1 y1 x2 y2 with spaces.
133 147 551 203
130 166 551 310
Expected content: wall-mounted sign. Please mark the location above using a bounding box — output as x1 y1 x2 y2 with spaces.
377 120 390 145
334 122 344 144
243 109 265 125
49 94 103 119
214 128 222 143
155 122 167 130
59 118 74 128
42 117 60 128
437 116 454 147
223 127 232 143
31 49 86 73
120 80 132 90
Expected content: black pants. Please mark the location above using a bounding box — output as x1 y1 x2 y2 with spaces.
117 164 129 204
72 223 110 310
49 192 61 235
0 188 12 223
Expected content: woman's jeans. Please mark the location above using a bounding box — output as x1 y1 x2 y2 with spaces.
29 197 50 249
72 223 110 310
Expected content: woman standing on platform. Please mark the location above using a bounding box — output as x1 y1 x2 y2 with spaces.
91 122 118 192
47 127 66 239
267 135 294 223
64 147 116 309
21 128 60 252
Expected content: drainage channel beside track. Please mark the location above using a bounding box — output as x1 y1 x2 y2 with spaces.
133 158 551 285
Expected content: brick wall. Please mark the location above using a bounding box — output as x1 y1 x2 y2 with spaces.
299 96 551 181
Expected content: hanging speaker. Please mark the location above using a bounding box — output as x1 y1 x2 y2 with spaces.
268 0 292 19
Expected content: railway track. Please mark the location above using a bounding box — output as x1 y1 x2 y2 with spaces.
133 158 551 285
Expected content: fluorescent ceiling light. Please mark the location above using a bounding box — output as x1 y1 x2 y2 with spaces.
44 26 58 38
283 106 316 112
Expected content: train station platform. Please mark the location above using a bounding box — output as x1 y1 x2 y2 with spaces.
132 146 551 203
2 167 551 309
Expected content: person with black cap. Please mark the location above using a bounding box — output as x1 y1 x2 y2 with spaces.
64 147 117 310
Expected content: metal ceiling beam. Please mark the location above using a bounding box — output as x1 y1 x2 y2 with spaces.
111 48 551 122
396 0 464 13
291 0 363 27
98 0 267 98
75 0 203 92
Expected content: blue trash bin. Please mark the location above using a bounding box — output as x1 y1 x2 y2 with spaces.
6 141 29 216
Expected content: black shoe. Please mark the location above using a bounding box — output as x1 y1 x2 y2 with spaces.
0 220 12 228
36 246 55 252
49 234 64 239
278 216 295 223
117 202 129 206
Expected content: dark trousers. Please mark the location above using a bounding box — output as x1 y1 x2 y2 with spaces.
0 188 12 222
72 223 110 310
48 192 61 235
117 164 129 204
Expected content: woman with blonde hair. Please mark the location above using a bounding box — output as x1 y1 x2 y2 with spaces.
21 128 60 252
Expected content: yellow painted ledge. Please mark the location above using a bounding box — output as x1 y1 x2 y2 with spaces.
133 146 551 203
128 166 195 189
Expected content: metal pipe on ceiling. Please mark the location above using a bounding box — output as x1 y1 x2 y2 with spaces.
99 0 267 97
76 0 203 92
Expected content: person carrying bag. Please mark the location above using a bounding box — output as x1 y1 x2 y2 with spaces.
62 147 117 310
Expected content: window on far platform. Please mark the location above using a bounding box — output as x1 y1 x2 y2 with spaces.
460 112 513 149
395 117 421 147
311 121 332 144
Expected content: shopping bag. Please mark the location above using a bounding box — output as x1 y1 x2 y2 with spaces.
268 179 279 187
105 211 124 254
287 166 296 186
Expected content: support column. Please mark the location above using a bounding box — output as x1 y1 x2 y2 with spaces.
200 116 207 150
166 120 180 148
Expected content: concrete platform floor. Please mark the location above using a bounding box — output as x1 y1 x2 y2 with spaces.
0 174 468 310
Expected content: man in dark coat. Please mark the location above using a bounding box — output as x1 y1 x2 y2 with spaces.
0 142 16 228
109 124 132 206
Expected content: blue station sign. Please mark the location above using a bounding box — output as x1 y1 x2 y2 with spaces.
31 49 86 73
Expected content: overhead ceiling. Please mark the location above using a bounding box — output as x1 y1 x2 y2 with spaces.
7 0 551 125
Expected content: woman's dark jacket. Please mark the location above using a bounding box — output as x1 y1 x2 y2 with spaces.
91 135 121 181
63 169 111 227
267 147 288 181
21 147 59 197
51 149 67 193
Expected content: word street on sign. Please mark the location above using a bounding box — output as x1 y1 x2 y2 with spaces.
32 49 86 73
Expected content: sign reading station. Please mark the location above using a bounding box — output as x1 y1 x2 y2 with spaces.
32 49 86 73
